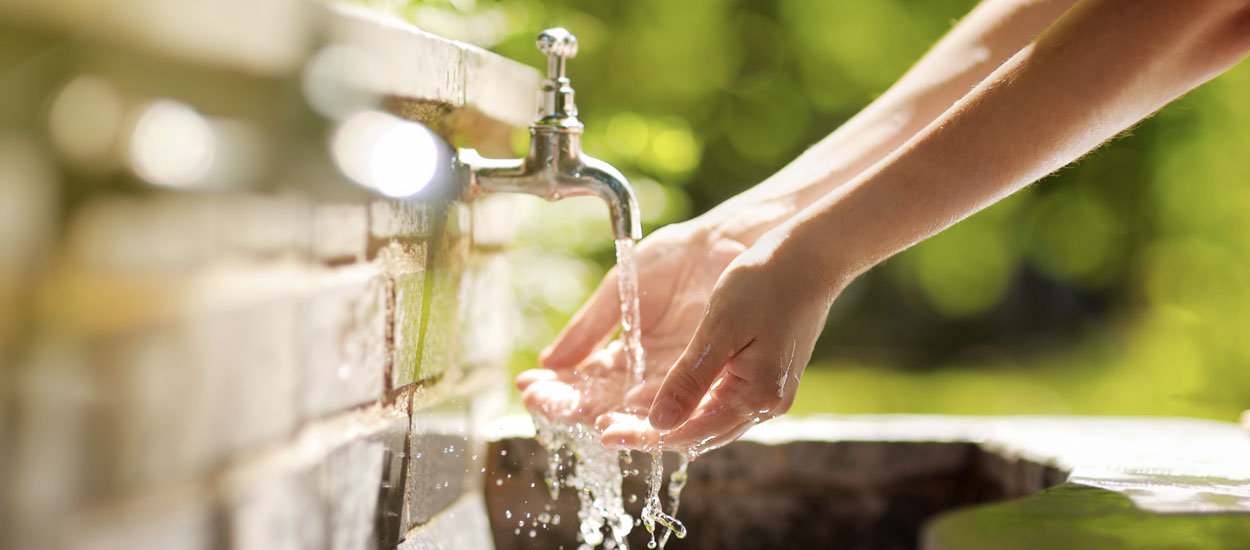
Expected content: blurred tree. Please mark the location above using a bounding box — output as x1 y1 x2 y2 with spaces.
360 0 1250 421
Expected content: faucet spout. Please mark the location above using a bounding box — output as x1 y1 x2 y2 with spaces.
458 139 641 241
456 27 642 242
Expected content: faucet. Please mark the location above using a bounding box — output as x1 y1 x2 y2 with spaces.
457 28 641 242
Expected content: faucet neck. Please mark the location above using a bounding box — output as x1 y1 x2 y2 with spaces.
534 27 583 130
537 76 582 130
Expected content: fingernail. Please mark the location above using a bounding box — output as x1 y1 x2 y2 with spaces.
650 398 682 430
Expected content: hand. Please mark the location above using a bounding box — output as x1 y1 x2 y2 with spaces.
599 231 842 455
516 220 750 429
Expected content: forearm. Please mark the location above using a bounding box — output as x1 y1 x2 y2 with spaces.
782 0 1250 292
703 0 1080 242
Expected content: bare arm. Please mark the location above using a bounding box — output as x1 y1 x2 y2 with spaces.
785 0 1250 287
539 0 1078 369
705 0 1081 242
643 0 1250 444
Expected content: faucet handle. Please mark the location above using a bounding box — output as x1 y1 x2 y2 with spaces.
535 27 577 68
534 27 581 128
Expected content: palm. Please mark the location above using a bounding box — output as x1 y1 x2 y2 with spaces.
516 223 746 428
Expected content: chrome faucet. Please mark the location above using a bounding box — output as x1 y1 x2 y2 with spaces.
457 28 641 241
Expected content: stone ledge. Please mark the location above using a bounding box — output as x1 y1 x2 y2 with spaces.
1 0 540 134
314 3 540 130
398 494 494 550
738 414 1250 513
485 414 1250 550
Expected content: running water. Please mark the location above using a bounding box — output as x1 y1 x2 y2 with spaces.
615 238 685 548
614 239 646 394
641 449 687 548
530 238 687 549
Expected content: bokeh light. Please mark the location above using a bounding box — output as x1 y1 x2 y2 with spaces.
302 44 382 120
331 109 446 198
127 100 217 189
48 75 125 168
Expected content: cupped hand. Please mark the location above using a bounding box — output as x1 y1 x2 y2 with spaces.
516 220 749 430
538 221 749 370
598 231 843 455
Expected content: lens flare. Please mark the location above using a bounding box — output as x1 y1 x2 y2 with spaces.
331 110 442 198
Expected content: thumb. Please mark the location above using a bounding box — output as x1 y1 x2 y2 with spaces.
648 311 738 431
540 267 621 369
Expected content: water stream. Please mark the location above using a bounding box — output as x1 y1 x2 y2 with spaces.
531 238 687 549
614 239 646 394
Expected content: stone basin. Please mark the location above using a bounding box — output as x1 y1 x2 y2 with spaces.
484 415 1250 550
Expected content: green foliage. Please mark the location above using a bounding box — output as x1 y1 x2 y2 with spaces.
368 0 1250 421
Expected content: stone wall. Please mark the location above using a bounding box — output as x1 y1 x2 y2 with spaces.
0 3 538 549
3 179 524 550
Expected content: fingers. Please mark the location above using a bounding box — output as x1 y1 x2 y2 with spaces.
519 376 584 422
514 369 557 392
597 412 660 451
659 372 757 448
647 314 739 431
540 267 622 369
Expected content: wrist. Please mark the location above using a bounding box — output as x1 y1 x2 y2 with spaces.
696 179 810 246
752 221 855 304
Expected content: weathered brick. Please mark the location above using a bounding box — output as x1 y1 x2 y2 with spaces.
386 242 427 389
398 494 494 550
404 396 474 529
211 194 312 260
94 266 308 494
417 264 462 383
8 339 97 548
98 326 217 494
320 438 386 550
188 296 300 459
320 408 410 550
312 202 369 263
220 406 409 550
413 205 468 384
370 200 431 242
373 408 412 549
61 487 216 550
459 253 514 369
298 264 388 419
67 196 214 273
221 458 324 550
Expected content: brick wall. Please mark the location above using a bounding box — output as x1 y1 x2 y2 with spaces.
4 184 521 549
0 5 536 549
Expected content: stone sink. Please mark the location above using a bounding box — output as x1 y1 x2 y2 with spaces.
485 415 1250 550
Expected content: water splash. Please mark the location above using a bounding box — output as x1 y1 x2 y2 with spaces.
529 238 686 549
534 415 633 550
641 449 687 548
659 455 690 549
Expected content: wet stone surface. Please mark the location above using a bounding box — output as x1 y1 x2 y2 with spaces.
485 437 1056 550
485 415 1249 550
